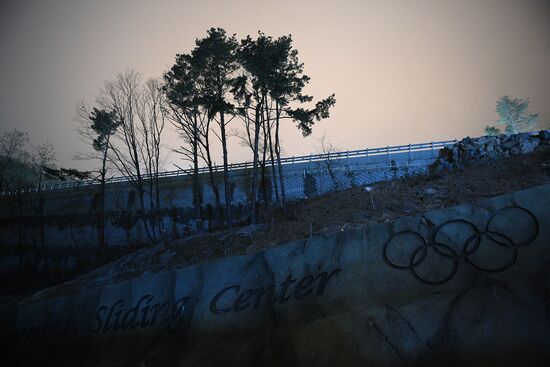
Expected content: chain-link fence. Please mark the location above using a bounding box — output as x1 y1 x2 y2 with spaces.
0 140 455 247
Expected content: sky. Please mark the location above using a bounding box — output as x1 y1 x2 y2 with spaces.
1 0 549 171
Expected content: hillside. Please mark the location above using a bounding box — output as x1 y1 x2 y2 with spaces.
5 142 548 305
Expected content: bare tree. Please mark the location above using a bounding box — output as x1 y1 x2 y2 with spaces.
31 142 56 247
0 129 32 255
97 69 166 243
314 134 343 192
0 128 31 192
0 129 64 251
137 78 166 237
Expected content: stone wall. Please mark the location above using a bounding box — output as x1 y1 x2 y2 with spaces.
433 130 550 171
1 183 549 366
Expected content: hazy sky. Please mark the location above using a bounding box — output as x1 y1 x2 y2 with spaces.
1 0 549 171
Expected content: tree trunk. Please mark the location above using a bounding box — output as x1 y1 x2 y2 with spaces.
192 114 202 231
36 175 45 247
250 100 263 224
219 111 232 228
260 114 269 202
275 102 286 207
98 174 106 250
266 102 279 203
154 156 164 241
16 177 24 270
205 140 221 226
132 146 155 243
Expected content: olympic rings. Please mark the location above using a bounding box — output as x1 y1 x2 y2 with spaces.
383 206 539 285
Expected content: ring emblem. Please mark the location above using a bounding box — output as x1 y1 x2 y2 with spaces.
383 206 539 285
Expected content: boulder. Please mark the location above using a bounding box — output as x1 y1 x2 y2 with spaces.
436 131 545 169
476 136 489 145
502 140 518 149
520 138 539 154
423 186 438 195
538 130 550 143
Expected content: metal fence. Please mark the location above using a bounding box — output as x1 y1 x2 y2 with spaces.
0 139 457 197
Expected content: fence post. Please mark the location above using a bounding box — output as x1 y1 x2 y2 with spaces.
431 141 434 156
408 144 412 161
386 146 390 161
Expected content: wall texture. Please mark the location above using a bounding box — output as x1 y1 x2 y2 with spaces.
1 183 549 366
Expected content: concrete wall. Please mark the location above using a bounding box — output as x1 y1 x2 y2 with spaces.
1 183 549 366
0 149 438 248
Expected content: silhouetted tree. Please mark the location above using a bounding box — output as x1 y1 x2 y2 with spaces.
235 32 336 222
193 28 239 227
76 106 121 248
265 34 335 206
233 33 277 223
164 53 206 229
42 166 92 181
165 28 239 229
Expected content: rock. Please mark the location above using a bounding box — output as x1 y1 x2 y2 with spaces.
538 130 550 143
438 147 454 161
520 138 539 153
236 223 266 235
502 140 518 149
437 131 544 170
517 132 531 141
477 136 488 144
423 187 437 195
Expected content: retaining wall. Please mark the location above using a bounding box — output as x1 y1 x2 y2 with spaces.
1 183 549 366
0 148 440 249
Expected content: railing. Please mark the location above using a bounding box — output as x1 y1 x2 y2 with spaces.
0 139 457 196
